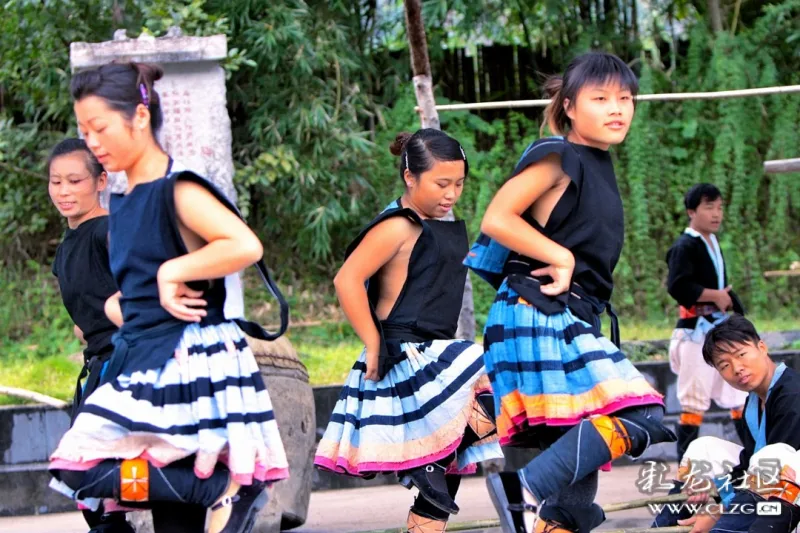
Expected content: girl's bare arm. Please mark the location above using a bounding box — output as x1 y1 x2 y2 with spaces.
158 180 263 283
334 217 413 379
105 291 123 327
480 153 573 268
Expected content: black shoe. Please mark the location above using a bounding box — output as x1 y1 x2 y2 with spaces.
477 393 496 423
86 511 135 533
400 464 459 515
210 482 269 533
87 520 135 533
88 526 135 533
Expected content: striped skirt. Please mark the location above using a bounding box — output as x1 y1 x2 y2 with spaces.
485 281 663 446
49 321 289 488
314 339 503 476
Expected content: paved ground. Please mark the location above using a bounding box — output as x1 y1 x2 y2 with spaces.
0 464 667 533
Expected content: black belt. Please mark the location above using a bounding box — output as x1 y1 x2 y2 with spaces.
505 272 621 349
381 322 441 344
374 321 447 380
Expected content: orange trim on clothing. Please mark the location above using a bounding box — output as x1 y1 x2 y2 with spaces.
591 415 631 459
679 304 719 319
679 412 704 426
495 378 662 439
120 458 150 502
535 519 574 532
730 407 744 420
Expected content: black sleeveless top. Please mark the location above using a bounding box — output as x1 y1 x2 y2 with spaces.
345 199 469 378
504 137 624 303
52 216 118 363
102 165 288 381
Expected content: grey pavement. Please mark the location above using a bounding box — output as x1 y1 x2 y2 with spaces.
0 464 668 533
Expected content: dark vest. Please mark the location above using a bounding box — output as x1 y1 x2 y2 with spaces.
347 200 469 378
503 138 624 343
102 163 288 382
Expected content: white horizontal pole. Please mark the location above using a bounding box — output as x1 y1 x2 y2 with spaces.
422 85 800 112
764 158 800 174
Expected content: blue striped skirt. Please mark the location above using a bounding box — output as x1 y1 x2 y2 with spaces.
315 339 503 476
50 321 289 493
485 281 663 445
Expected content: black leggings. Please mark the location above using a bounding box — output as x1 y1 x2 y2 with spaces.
151 503 207 533
79 501 206 533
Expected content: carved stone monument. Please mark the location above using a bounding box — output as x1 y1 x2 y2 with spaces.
68 30 316 533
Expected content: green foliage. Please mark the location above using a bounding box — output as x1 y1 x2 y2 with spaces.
0 120 62 260
1 262 81 358
205 0 395 274
0 1 123 261
0 354 82 405
140 0 231 37
617 64 658 314
1 0 798 334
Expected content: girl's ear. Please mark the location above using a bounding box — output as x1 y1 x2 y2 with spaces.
96 171 109 193
564 98 575 121
403 168 415 189
133 103 151 132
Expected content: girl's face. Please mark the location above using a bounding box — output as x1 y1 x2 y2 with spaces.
74 96 150 173
565 80 635 150
48 152 107 222
405 159 466 219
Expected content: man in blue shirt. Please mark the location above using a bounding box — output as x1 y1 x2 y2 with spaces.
653 315 800 532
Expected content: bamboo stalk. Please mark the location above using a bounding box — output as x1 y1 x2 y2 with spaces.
435 520 499 532
361 492 691 532
418 85 800 112
0 386 68 408
602 492 688 513
361 493 690 532
263 319 337 330
603 526 692 533
764 270 800 278
361 521 690 533
361 520 500 533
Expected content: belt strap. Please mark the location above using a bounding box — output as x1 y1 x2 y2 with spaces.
570 284 620 348
70 354 109 423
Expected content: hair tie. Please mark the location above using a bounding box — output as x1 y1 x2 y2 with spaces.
139 83 149 108
459 146 466 160
405 152 409 170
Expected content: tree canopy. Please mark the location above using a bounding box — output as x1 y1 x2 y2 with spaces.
1 0 798 319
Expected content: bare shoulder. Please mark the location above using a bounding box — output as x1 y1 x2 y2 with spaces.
174 178 216 201
513 152 567 186
341 214 421 278
363 214 420 244
172 178 251 240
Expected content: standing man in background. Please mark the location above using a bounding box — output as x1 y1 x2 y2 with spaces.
666 183 748 462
